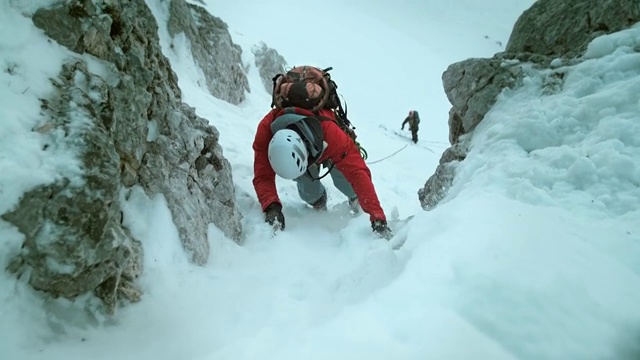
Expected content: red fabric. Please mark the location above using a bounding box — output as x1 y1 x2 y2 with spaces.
252 108 386 222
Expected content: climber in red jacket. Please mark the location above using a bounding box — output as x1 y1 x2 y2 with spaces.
252 106 392 239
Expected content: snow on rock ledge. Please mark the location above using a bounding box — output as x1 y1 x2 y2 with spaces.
252 41 287 95
419 0 640 211
2 0 243 314
168 0 249 104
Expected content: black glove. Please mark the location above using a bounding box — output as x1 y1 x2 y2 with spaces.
371 219 393 240
265 203 285 230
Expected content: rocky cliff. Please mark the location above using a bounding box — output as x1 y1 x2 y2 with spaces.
419 0 640 210
2 0 245 314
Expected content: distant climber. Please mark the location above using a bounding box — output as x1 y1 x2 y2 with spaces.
402 110 420 143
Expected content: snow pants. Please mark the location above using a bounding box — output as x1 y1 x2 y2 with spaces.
294 163 356 205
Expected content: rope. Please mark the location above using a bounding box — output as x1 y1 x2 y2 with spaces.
366 144 409 165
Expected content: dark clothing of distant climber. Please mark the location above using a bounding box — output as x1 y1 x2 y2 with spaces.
402 110 420 144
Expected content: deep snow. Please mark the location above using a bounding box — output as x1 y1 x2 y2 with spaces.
1 1 639 360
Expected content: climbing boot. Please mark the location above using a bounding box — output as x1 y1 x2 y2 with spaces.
311 191 327 211
348 197 360 214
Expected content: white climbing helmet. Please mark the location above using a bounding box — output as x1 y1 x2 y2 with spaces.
268 129 309 179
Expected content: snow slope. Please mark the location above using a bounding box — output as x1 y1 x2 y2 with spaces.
1 1 640 360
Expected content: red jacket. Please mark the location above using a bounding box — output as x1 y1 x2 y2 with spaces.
252 108 386 222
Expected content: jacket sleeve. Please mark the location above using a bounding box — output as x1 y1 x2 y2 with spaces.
252 110 280 211
401 117 409 129
320 122 386 222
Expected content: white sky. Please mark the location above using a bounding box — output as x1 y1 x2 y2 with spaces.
1 1 640 359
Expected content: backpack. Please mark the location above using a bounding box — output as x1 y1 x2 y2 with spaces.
410 110 420 126
271 66 367 160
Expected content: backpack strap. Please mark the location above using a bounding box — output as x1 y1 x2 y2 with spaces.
313 104 368 160
304 160 334 181
271 107 326 163
270 73 283 108
270 107 340 181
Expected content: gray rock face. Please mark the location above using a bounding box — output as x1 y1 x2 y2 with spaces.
418 55 526 210
3 60 144 314
3 0 242 313
419 0 640 210
252 42 287 95
137 102 242 264
447 108 464 145
506 0 640 57
442 57 523 136
168 0 249 104
418 141 467 211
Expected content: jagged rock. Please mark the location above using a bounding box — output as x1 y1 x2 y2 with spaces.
419 0 640 211
252 42 287 94
442 57 523 135
167 0 249 104
3 61 143 313
447 108 464 145
418 141 467 211
506 0 640 58
4 0 243 314
137 103 242 264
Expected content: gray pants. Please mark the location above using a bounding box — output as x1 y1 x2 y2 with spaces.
294 163 356 204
